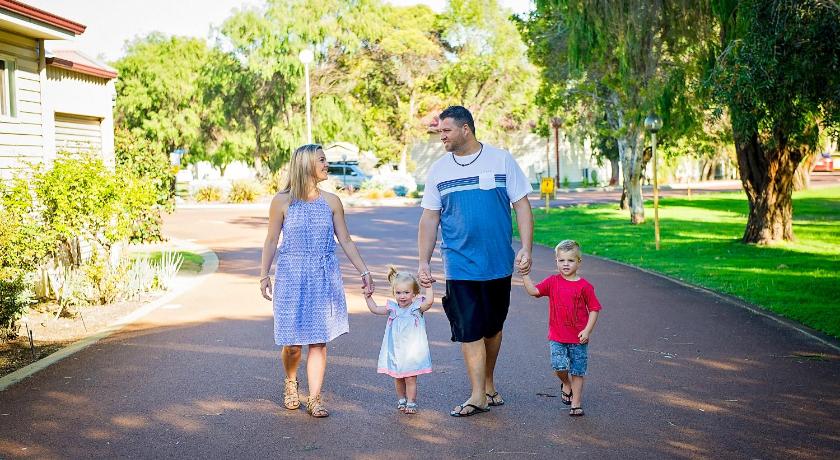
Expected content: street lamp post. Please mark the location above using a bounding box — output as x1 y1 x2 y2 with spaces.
551 117 562 188
644 113 663 250
298 48 314 144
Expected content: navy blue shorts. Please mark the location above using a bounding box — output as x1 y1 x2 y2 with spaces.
442 276 512 343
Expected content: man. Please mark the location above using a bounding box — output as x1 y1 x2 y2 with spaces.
418 105 534 417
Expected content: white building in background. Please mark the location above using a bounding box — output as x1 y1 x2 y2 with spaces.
0 1 116 178
410 132 610 188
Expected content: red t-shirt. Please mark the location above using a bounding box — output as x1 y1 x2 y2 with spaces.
535 275 602 343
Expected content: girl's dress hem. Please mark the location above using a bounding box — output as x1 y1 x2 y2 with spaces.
377 368 433 378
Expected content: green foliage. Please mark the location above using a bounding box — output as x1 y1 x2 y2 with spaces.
114 34 212 155
114 127 173 211
434 0 539 146
0 178 54 279
228 180 263 203
33 153 129 256
0 276 33 339
707 0 840 148
194 185 223 202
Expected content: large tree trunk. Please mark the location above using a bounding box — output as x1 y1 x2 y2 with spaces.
617 130 646 224
734 129 804 244
607 93 645 222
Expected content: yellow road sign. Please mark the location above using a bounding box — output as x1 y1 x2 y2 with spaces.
540 177 554 194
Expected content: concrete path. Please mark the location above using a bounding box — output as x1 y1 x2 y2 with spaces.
0 202 838 459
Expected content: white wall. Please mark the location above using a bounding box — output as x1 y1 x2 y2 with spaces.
409 132 610 187
0 30 43 178
46 66 115 165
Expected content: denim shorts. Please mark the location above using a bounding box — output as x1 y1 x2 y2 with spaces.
550 341 589 376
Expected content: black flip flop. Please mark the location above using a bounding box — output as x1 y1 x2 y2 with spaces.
569 407 585 416
450 403 490 417
486 392 505 406
560 384 573 406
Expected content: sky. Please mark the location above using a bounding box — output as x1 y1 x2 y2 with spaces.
26 0 533 64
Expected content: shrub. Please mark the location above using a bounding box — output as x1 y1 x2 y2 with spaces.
115 129 172 243
194 185 223 202
1 178 54 277
124 257 156 300
228 180 263 203
0 276 33 340
382 189 396 198
33 152 131 263
153 251 183 290
114 127 174 211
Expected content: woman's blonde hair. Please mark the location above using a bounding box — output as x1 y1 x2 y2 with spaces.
387 265 420 295
282 144 323 201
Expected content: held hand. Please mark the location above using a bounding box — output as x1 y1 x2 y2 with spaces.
362 273 375 296
417 263 435 288
515 248 532 276
260 277 272 301
578 330 590 344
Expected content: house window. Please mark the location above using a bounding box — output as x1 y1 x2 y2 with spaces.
0 59 17 117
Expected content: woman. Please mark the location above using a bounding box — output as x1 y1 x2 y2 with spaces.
260 144 374 418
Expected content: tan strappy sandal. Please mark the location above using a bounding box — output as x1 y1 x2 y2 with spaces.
306 394 329 418
283 378 300 410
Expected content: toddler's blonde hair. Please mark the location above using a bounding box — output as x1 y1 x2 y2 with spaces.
554 239 582 260
387 265 420 295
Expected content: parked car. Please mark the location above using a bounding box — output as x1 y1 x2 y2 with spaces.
812 153 834 172
328 161 370 190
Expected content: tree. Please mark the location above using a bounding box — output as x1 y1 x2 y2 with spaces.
707 0 840 243
114 34 212 156
519 0 713 223
435 0 539 148
349 4 443 163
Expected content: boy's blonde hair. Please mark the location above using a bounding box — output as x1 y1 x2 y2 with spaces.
282 144 322 202
554 239 582 260
387 265 420 295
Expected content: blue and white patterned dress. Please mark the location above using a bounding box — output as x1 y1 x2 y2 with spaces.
273 195 348 345
377 297 432 378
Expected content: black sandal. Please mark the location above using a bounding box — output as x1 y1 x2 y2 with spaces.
450 403 490 417
486 392 505 406
569 407 585 416
560 383 573 406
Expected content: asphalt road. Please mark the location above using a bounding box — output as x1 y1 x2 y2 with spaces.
1 199 838 459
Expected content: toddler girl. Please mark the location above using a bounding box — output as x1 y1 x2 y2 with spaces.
365 266 433 414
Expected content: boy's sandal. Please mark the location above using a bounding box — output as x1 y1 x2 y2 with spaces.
403 402 418 415
560 384 573 406
306 394 329 418
397 398 407 412
283 378 300 410
486 392 505 406
569 407 585 417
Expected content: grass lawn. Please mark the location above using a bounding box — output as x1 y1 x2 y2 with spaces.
518 186 840 339
138 251 204 274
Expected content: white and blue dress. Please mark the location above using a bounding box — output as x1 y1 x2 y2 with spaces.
377 297 432 378
272 195 348 346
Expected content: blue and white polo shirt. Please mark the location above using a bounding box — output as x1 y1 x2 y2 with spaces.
421 143 532 281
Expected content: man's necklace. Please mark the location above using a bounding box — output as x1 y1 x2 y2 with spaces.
451 143 483 167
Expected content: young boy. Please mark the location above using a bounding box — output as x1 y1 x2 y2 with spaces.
520 240 602 416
